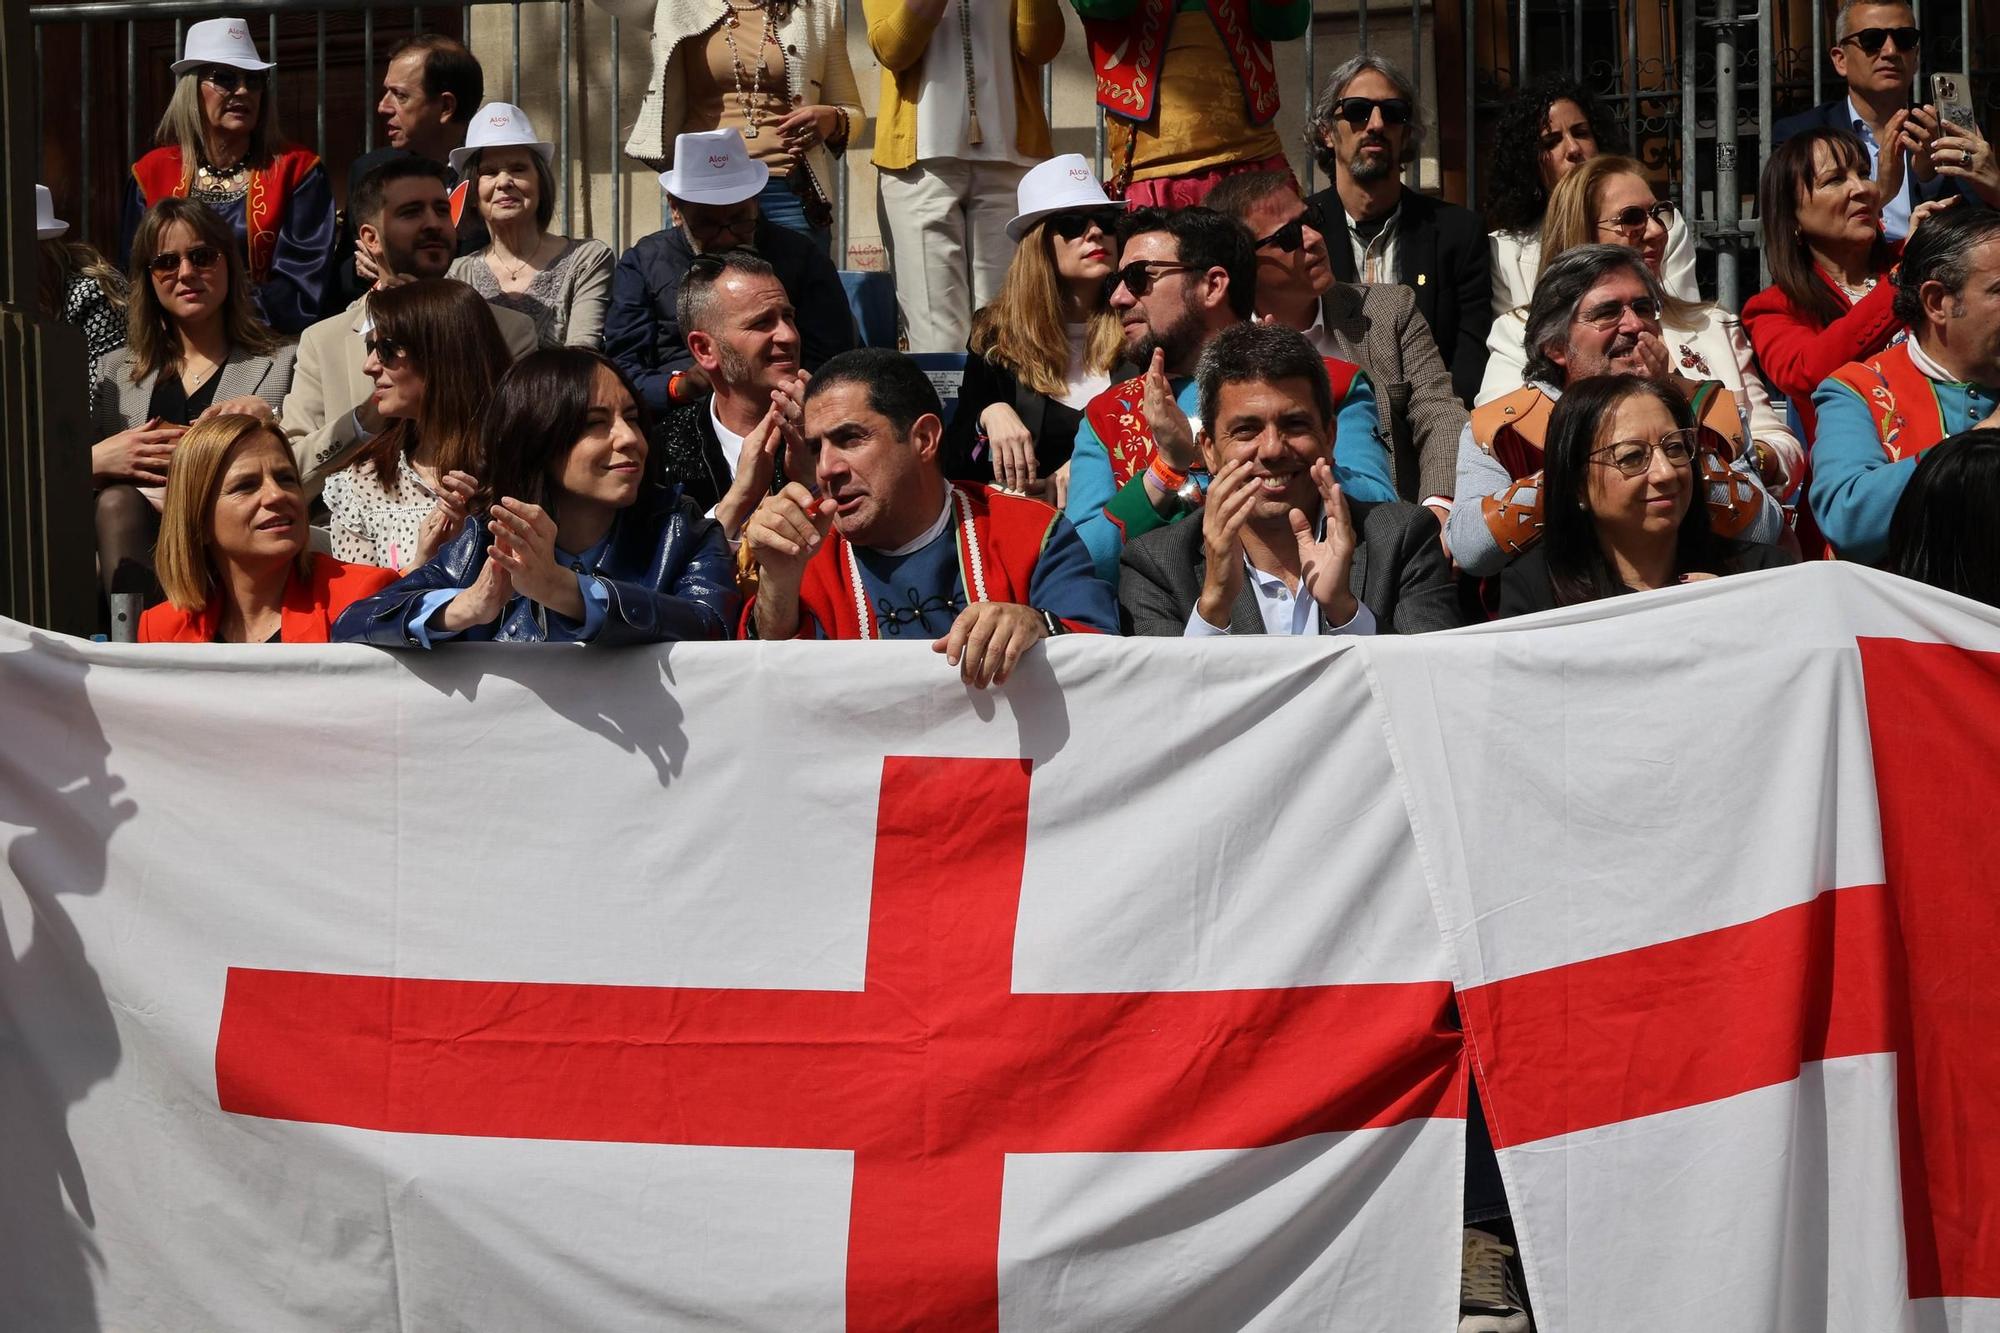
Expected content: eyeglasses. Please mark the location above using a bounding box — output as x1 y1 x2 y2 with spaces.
1839 25 1921 55
1599 200 1679 234
363 336 412 365
1048 209 1120 241
1253 203 1327 253
147 245 223 276
1590 428 1700 477
1575 295 1662 329
1333 96 1412 127
1112 260 1194 298
682 208 758 241
198 66 267 94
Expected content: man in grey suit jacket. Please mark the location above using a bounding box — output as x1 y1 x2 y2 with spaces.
1119 321 1458 637
1205 170 1467 513
282 157 537 496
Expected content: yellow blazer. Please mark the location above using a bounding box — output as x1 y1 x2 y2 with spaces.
862 0 1065 171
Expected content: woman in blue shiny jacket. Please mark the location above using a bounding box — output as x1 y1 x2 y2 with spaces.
334 347 738 646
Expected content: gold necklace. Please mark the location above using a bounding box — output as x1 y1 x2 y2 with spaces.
721 0 778 140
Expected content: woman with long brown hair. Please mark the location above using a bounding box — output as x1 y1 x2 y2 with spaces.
89 196 293 604
320 279 511 572
941 156 1124 507
1478 154 1802 495
1742 127 1955 442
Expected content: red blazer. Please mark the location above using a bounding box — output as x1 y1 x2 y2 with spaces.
140 554 398 643
1740 256 1903 442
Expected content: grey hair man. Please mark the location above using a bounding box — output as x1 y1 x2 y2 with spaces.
1301 53 1493 404
1119 321 1459 637
1444 243 1782 577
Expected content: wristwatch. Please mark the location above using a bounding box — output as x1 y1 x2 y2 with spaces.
1039 608 1067 637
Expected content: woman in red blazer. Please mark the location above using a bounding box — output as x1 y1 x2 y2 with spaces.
1743 127 1953 442
141 414 396 642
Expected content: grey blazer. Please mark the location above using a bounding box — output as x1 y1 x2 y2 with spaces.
1117 498 1462 637
91 341 297 437
1317 281 1469 504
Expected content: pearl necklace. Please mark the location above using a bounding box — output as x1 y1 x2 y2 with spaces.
721 0 779 140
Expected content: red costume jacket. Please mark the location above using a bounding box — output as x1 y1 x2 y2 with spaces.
1083 0 1285 126
140 554 397 643
1740 255 1903 442
130 143 322 286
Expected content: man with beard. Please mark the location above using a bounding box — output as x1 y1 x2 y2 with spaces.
1207 169 1468 513
654 250 810 536
1063 207 1397 583
1444 244 1784 578
743 349 1117 679
603 129 854 418
282 157 538 494
1303 54 1491 405
1119 321 1460 636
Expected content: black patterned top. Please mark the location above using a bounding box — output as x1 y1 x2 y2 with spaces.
63 273 126 364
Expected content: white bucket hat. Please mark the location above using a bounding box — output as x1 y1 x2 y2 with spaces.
35 185 68 240
448 103 555 175
169 18 274 76
1006 154 1124 241
658 128 769 207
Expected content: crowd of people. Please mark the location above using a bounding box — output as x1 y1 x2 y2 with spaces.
28 3 2000 1324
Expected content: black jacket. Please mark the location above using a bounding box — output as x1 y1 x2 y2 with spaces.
1773 99 1972 218
1496 540 1798 618
601 219 856 417
942 351 1134 483
656 396 736 516
1308 185 1492 407
333 484 739 645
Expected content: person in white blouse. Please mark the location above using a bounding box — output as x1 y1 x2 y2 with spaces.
1484 77 1698 317
1479 155 1801 496
446 103 614 348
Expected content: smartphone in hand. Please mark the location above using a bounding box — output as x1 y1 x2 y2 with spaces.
1932 73 1979 134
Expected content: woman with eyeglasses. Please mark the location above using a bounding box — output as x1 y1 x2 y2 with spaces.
445 103 616 349
942 156 1126 508
334 347 738 647
1744 128 1960 445
1479 155 1803 496
140 414 398 643
1498 374 1795 616
120 18 335 335
319 279 510 573
1483 77 1699 319
89 197 295 606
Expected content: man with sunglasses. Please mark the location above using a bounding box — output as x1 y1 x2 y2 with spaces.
1302 54 1492 405
1772 0 1970 241
604 129 855 420
1207 170 1468 521
1062 208 1398 584
283 157 539 495
1444 244 1783 580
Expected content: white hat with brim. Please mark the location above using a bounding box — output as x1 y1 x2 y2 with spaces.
1006 154 1124 241
449 102 556 175
658 128 770 207
169 18 274 75
36 184 68 240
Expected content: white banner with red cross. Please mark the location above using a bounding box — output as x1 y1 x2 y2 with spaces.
5 562 2000 1330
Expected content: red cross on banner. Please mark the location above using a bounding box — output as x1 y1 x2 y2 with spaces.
215 756 1465 1329
1458 637 2000 1301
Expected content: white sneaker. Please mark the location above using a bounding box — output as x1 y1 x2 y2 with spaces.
1459 1227 1531 1333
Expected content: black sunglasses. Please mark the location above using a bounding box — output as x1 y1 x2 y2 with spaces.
198 65 267 93
1254 203 1327 253
1839 25 1921 55
363 336 412 365
1334 96 1412 128
1048 210 1120 241
148 244 223 276
1112 260 1194 298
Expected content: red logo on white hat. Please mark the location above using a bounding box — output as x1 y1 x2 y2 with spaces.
1069 168 1090 181
708 154 732 169
490 115 509 126
227 23 247 39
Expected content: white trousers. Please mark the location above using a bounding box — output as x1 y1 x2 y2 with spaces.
877 158 1028 354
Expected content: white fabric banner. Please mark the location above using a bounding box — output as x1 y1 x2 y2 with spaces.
1 620 1462 1332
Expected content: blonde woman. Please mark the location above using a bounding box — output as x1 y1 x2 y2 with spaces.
120 17 334 333
941 155 1125 508
91 197 294 602
140 414 395 643
1477 155 1801 494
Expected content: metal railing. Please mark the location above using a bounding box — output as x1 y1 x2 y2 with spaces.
28 0 1996 303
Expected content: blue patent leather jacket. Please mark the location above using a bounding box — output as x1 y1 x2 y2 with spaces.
332 484 739 646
